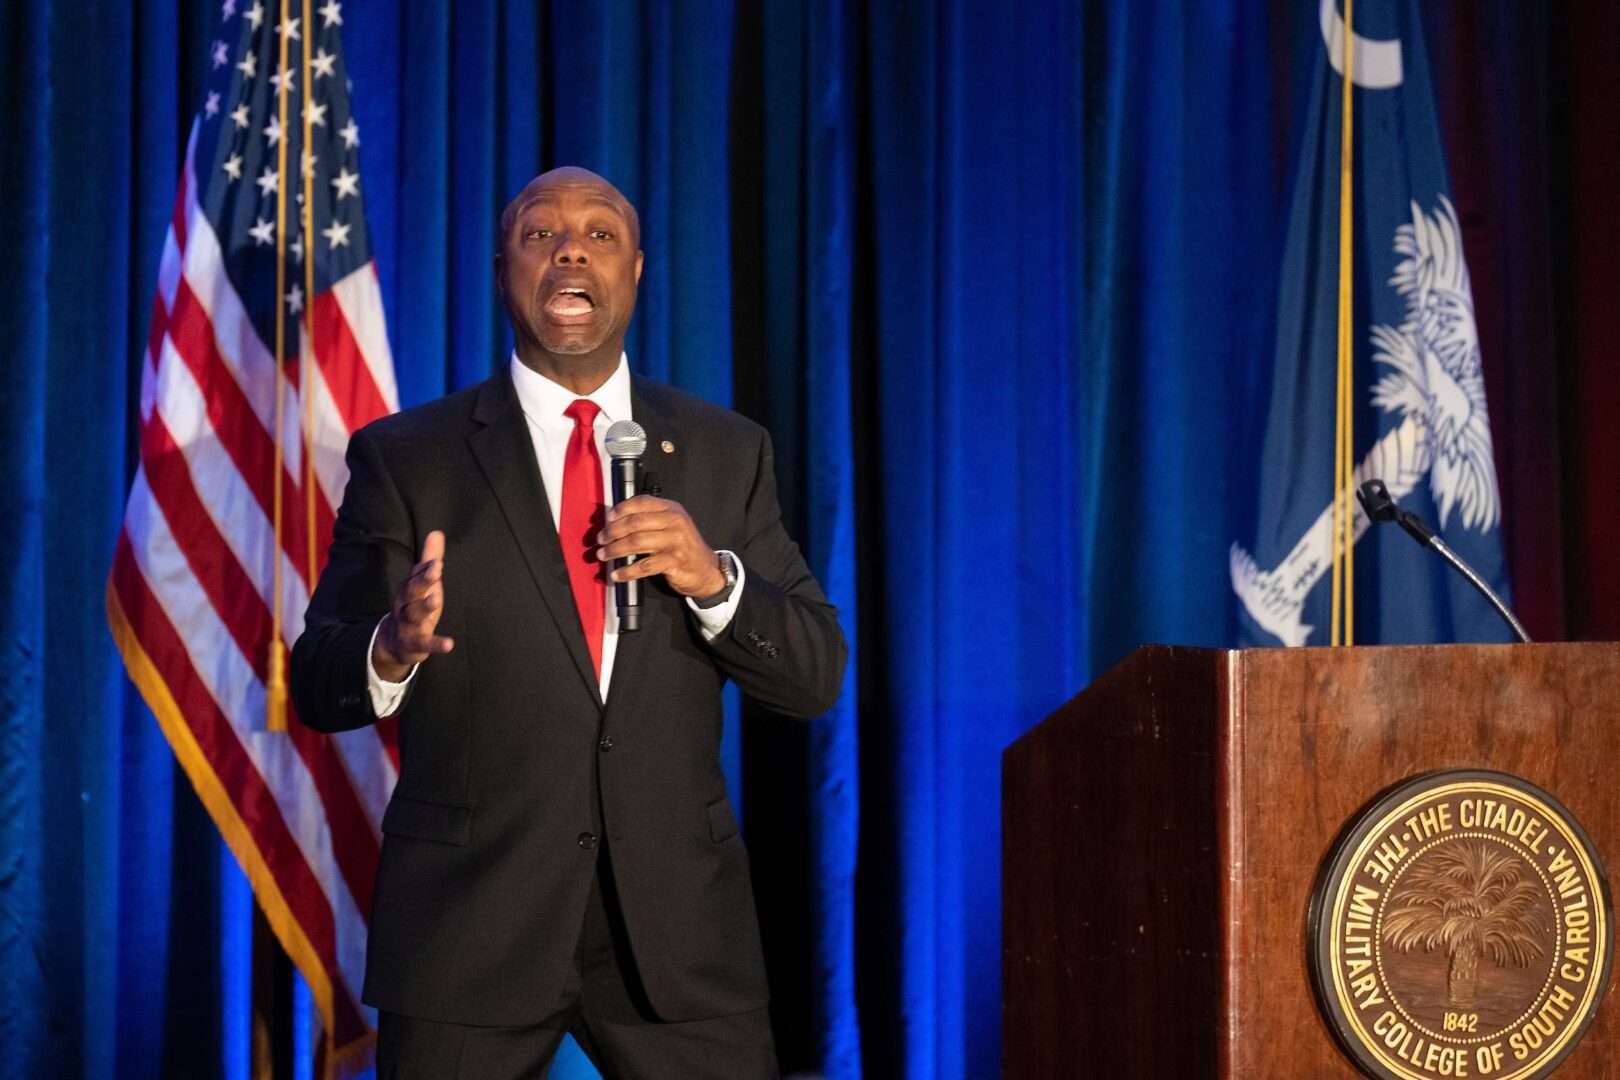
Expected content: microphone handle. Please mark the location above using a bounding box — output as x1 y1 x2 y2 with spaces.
610 456 643 632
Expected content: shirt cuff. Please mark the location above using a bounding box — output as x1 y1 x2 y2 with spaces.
687 550 746 641
367 618 418 718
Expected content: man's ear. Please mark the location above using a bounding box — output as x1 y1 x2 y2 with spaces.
493 253 505 297
634 250 644 284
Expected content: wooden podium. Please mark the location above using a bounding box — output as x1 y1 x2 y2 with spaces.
1002 644 1619 1077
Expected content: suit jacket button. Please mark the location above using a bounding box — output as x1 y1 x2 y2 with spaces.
598 735 615 752
577 832 599 850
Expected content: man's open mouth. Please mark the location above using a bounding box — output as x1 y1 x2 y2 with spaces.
545 286 596 317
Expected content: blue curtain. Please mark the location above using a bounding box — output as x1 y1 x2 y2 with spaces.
5 2 1593 1078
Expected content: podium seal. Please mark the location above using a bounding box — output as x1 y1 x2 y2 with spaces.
1309 770 1611 1080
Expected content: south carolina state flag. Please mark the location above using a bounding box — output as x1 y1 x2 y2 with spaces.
1231 0 1513 648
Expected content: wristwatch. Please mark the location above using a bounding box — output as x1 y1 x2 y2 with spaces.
693 551 738 609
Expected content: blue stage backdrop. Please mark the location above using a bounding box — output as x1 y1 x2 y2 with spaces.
5 2 1613 1078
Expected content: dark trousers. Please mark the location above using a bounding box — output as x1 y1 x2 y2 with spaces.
376 855 779 1080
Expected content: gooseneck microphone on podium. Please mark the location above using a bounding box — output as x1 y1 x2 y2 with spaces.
1355 478 1531 643
605 420 648 632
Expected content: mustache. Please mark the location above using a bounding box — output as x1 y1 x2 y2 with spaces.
538 272 605 299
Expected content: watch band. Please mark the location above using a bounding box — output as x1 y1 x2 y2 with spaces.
693 551 738 609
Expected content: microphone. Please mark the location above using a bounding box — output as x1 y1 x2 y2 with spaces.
1355 479 1530 643
604 420 647 632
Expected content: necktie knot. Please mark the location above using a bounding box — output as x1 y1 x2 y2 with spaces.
564 399 601 430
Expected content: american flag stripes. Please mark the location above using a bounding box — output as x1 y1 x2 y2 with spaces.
106 0 397 1069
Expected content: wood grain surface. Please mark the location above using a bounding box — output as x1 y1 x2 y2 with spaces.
1002 643 1620 1078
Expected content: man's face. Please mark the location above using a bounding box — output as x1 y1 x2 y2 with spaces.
498 172 643 361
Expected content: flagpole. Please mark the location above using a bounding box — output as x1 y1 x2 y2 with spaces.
267 0 293 730
1330 0 1356 647
297 2 338 1075
302 0 319 618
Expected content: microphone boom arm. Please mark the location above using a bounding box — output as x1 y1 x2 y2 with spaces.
1427 535 1531 644
1355 478 1531 644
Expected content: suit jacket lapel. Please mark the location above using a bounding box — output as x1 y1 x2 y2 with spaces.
628 377 687 504
467 373 603 708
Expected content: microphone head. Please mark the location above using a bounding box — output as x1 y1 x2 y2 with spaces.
604 420 648 460
1357 479 1399 522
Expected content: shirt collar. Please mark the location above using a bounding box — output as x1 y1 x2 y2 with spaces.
508 351 633 427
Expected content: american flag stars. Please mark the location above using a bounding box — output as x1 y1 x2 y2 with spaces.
330 167 358 200
201 0 371 326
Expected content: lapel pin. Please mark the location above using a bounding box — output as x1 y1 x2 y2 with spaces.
661 440 675 454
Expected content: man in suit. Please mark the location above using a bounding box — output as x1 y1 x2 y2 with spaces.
291 166 846 1078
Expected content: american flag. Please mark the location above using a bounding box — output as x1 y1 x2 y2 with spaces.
106 0 396 1070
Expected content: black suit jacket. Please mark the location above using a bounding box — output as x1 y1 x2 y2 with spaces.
290 371 846 1026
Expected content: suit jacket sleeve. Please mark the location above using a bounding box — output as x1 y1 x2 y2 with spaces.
702 427 848 718
290 425 417 732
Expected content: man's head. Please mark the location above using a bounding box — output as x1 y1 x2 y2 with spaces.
496 167 643 380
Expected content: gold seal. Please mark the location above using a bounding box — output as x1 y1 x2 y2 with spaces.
1309 770 1612 1080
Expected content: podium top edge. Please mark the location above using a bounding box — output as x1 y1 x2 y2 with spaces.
1124 641 1617 657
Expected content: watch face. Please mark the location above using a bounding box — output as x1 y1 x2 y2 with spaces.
694 553 736 608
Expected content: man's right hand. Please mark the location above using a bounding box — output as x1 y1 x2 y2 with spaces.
372 530 455 682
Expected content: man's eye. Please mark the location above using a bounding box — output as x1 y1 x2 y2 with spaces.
591 230 614 242
526 228 552 239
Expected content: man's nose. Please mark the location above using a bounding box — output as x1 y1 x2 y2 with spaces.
552 230 589 265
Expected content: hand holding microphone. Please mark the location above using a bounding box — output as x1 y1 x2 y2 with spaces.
596 420 728 625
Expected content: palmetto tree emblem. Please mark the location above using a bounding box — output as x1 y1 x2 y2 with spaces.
1381 840 1551 1007
1230 196 1504 646
1368 196 1500 533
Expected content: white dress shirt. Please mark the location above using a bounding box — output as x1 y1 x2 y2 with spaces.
366 353 745 715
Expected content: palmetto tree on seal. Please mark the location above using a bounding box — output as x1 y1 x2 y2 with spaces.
1382 840 1550 1007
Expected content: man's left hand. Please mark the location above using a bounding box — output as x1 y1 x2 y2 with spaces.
596 495 728 599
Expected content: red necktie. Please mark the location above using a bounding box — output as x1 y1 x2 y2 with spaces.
560 399 605 679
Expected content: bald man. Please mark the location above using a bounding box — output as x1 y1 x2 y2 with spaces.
292 168 846 1078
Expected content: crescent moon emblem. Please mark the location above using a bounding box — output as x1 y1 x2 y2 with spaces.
1319 0 1403 90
